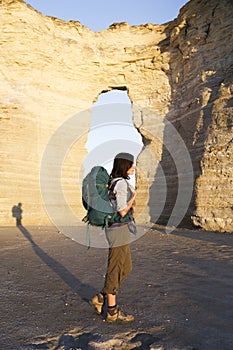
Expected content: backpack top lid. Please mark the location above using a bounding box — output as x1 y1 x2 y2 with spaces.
92 166 109 187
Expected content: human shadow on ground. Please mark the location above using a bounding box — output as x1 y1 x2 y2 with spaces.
17 225 96 302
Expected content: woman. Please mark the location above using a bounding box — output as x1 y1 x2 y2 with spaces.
91 152 137 323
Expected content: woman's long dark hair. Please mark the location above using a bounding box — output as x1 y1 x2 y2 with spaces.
110 152 134 180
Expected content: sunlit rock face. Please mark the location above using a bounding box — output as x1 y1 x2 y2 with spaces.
0 0 232 232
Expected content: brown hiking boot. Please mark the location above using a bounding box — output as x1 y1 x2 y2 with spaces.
91 293 104 315
106 306 134 323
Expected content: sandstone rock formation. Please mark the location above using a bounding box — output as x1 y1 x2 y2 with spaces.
0 0 232 232
164 0 233 232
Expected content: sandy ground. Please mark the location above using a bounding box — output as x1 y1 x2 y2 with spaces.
0 224 233 350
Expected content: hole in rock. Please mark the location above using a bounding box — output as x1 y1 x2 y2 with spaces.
84 89 143 186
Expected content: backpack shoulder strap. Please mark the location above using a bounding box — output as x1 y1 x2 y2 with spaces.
109 177 123 191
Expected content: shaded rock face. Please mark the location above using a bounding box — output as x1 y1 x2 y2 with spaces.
162 0 233 232
0 0 232 232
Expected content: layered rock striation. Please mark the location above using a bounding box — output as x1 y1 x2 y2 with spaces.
0 0 232 231
162 0 233 231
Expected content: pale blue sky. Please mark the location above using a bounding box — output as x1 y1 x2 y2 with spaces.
25 0 188 32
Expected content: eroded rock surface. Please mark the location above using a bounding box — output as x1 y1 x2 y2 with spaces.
0 0 232 231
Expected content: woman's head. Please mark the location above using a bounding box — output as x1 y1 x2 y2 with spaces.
110 153 135 179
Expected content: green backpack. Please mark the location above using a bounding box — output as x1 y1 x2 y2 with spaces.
82 166 132 228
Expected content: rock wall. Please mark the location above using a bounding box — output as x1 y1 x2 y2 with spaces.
158 0 233 231
0 0 232 231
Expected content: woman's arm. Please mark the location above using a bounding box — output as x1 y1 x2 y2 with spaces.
118 188 137 218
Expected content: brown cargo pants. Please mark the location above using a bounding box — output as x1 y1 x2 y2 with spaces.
102 223 132 295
